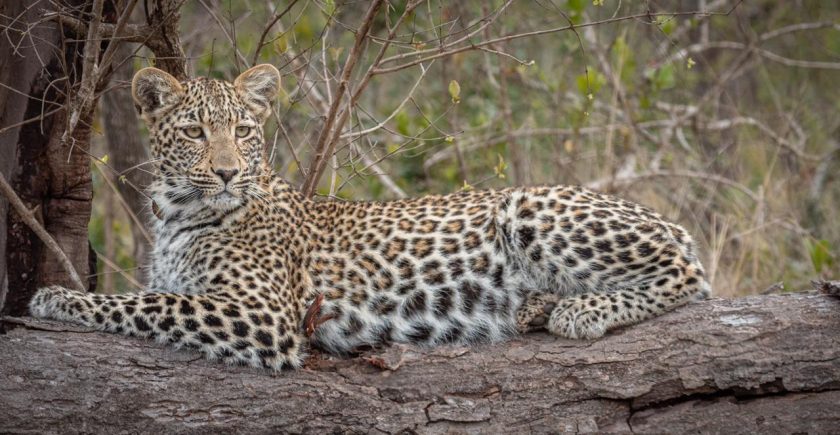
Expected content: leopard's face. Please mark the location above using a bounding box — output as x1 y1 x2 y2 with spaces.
132 65 281 213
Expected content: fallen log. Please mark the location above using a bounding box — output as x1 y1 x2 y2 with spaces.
1 292 838 433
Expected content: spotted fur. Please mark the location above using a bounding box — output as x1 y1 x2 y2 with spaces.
29 65 711 370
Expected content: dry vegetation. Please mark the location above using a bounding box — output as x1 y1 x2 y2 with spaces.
16 0 837 298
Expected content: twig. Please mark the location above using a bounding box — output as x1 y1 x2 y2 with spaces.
197 0 250 70
95 251 144 291
340 62 432 140
586 169 761 203
373 9 737 75
0 172 86 292
92 161 153 245
658 41 840 71
300 0 386 197
251 0 299 65
60 0 104 149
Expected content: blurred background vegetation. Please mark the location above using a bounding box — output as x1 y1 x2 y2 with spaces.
88 0 839 297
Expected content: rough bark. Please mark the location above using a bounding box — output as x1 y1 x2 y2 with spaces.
0 292 838 433
1 0 95 317
144 0 188 80
1 0 185 315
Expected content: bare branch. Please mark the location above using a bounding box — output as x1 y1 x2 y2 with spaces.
299 0 386 197
251 0 299 66
586 169 761 203
340 61 432 140
373 9 736 75
0 173 86 292
60 0 104 147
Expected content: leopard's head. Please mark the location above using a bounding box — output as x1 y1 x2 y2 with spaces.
131 65 280 213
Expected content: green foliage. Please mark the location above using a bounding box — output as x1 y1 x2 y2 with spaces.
448 80 461 104
575 68 606 96
808 240 835 275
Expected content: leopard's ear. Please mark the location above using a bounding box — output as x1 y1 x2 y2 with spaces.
234 64 281 122
131 67 184 123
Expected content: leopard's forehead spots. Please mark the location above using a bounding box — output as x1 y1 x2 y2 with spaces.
178 78 253 129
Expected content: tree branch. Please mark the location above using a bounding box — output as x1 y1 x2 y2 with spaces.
299 0 385 197
0 173 85 293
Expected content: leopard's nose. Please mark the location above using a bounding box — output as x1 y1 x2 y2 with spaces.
213 168 239 184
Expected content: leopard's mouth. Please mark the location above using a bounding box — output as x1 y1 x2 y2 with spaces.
203 189 244 211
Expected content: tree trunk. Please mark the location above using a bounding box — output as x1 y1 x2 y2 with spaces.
1 293 838 433
0 0 185 313
0 0 94 316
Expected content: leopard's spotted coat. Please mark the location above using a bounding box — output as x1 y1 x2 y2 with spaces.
29 65 711 369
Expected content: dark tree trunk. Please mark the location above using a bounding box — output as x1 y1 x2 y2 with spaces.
1 293 838 433
1 0 185 313
0 0 94 316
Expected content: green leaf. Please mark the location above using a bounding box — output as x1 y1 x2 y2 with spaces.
575 69 606 96
611 36 637 85
494 154 507 179
565 0 585 23
324 0 336 16
651 63 676 91
566 0 585 13
808 239 834 274
395 110 410 136
660 17 676 35
273 34 288 54
448 80 461 104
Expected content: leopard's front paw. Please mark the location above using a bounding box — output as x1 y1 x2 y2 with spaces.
29 285 74 319
516 293 560 333
546 301 608 340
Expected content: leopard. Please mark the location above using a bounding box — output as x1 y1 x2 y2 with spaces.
28 64 711 370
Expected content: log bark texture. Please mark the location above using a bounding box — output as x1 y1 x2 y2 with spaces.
1 292 838 434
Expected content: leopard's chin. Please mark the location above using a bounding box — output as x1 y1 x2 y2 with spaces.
203 191 244 212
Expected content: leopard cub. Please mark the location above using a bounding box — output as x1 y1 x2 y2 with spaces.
30 65 710 369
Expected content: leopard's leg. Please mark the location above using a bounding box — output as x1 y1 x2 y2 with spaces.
545 260 709 339
29 285 305 369
515 293 560 333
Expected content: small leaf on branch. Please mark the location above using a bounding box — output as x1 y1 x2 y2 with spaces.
330 47 344 63
273 35 288 54
494 154 508 179
448 80 461 104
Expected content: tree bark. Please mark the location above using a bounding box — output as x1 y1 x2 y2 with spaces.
1 0 95 317
1 292 838 433
1 0 186 313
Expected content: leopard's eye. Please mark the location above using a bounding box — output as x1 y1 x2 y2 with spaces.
183 126 204 139
235 126 252 138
